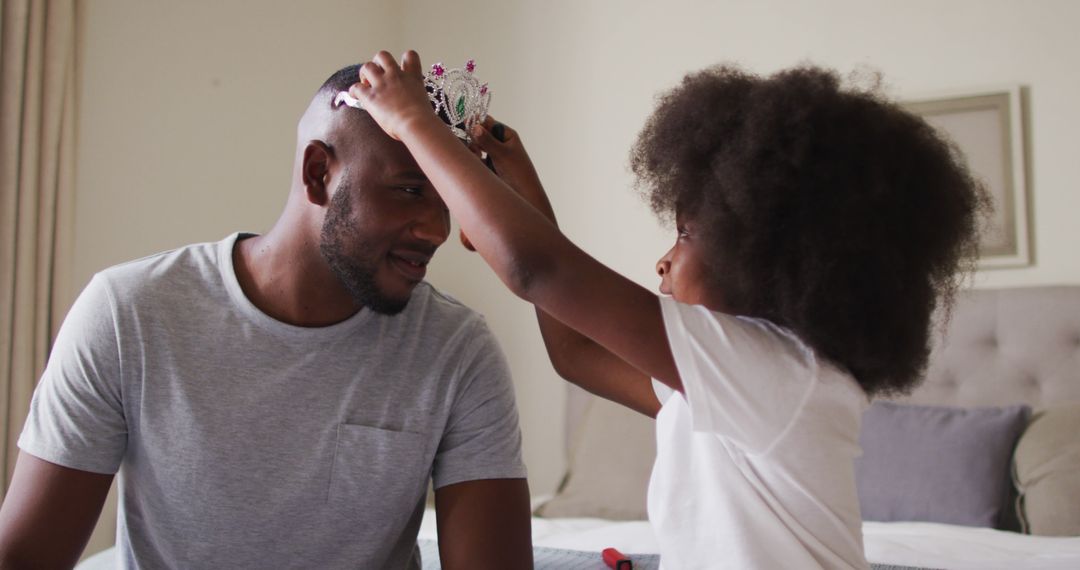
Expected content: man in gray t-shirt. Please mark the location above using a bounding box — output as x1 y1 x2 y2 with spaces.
0 64 532 569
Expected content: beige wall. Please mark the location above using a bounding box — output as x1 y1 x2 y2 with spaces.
74 0 403 286
73 0 1080 549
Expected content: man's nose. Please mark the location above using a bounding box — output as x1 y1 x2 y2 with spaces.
412 204 450 247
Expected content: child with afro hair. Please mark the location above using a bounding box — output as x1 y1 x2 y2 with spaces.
351 51 986 569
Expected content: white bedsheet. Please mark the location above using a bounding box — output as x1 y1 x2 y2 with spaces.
861 521 1080 570
78 508 1080 570
430 509 1080 570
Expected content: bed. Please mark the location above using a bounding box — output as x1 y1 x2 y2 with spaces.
77 286 1080 569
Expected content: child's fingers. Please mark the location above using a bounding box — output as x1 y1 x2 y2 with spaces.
401 50 423 77
459 230 477 252
349 71 373 100
371 50 401 75
357 60 384 88
469 124 500 154
472 119 518 157
484 115 518 143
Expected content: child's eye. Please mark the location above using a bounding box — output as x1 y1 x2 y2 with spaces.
399 186 422 196
677 226 690 238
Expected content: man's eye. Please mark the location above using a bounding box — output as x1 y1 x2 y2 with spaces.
400 187 422 195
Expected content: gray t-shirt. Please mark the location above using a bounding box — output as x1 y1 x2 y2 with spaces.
19 233 526 569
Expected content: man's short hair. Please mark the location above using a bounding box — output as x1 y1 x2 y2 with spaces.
319 64 361 96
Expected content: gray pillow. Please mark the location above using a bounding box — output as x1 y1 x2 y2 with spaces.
855 401 1030 528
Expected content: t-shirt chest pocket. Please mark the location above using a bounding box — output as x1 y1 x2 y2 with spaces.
327 424 431 518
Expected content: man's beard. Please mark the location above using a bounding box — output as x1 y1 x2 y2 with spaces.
319 179 410 316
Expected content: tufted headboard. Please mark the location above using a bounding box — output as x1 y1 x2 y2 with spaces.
565 286 1080 450
897 286 1080 408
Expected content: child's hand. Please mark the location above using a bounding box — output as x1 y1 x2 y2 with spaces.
470 117 552 222
457 116 556 251
455 119 548 252
350 50 436 141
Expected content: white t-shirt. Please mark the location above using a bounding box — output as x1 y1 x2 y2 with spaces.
649 297 870 569
19 233 526 569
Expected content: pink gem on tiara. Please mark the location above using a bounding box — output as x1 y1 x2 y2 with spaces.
431 63 445 77
466 60 476 73
480 83 488 96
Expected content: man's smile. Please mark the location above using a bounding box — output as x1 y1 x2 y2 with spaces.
388 249 432 281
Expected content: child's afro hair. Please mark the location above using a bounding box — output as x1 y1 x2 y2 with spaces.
631 64 989 397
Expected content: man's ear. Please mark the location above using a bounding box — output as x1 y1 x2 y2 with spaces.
302 140 334 206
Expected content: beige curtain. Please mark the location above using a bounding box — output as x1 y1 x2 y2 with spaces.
0 0 77 492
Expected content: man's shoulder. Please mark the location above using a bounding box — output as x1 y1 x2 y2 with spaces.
94 236 228 299
410 282 486 326
396 283 503 358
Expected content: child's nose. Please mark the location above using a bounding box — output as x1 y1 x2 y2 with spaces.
656 259 670 277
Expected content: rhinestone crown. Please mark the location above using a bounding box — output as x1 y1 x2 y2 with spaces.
335 59 490 142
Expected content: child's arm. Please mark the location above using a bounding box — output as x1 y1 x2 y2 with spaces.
352 51 683 394
471 119 662 418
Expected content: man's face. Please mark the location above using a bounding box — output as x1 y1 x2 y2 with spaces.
319 137 450 315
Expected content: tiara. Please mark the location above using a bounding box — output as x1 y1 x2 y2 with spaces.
425 60 490 142
334 59 491 143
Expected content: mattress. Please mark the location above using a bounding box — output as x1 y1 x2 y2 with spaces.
76 508 1080 570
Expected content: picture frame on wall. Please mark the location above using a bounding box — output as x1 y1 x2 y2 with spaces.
904 86 1031 269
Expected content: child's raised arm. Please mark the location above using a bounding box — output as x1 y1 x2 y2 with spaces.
471 117 662 418
352 50 684 394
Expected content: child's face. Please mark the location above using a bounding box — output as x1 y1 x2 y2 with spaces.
656 214 726 312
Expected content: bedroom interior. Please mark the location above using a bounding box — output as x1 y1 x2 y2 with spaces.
2 0 1078 568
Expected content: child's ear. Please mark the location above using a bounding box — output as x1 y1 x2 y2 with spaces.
302 140 334 206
